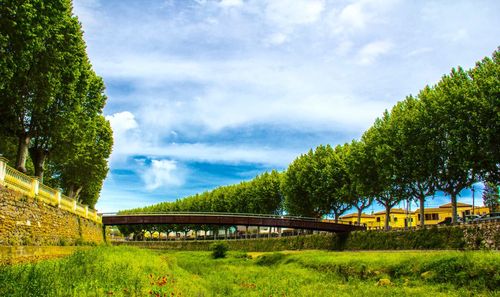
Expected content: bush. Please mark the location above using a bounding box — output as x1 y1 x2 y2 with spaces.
255 252 286 266
210 242 228 259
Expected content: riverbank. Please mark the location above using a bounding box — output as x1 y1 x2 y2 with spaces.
1 246 498 296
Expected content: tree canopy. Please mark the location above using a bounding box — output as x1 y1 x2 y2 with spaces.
0 0 112 208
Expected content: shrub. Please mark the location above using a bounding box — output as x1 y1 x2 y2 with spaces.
255 252 286 266
210 242 228 259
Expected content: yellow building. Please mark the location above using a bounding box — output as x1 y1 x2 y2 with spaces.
338 213 375 226
341 202 491 229
370 208 414 229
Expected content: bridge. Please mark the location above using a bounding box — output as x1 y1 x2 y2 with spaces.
102 212 366 233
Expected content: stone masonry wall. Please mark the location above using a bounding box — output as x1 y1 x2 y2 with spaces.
0 185 104 246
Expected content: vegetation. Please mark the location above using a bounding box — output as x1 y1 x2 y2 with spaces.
210 242 228 259
0 0 112 207
0 246 498 296
115 223 499 252
483 182 500 212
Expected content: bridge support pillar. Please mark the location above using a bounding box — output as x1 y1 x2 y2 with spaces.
257 226 260 239
245 226 248 240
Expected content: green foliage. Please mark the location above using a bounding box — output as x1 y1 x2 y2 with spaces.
0 247 498 296
0 0 112 206
210 242 229 259
122 170 283 216
255 252 286 266
482 182 499 212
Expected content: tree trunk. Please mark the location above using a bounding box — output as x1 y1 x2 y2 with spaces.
451 193 458 224
29 147 48 182
385 204 391 231
419 195 425 228
68 184 83 200
15 134 30 173
334 211 339 223
357 207 362 225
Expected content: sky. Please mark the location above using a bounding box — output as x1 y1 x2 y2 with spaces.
71 0 500 213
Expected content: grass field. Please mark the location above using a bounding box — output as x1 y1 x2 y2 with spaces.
0 246 498 296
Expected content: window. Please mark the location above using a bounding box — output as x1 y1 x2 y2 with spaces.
376 217 381 222
425 213 439 220
393 217 398 222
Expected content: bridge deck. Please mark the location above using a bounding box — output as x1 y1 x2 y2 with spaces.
102 213 365 232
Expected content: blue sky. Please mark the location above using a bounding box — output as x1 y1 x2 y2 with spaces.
72 0 499 213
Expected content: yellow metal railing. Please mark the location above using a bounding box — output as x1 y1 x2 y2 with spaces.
0 159 101 224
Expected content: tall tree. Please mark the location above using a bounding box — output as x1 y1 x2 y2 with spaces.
344 140 373 225
54 115 112 206
390 94 438 227
469 48 500 184
362 112 409 230
327 144 351 222
0 0 83 173
282 146 333 218
482 182 499 213
420 68 478 224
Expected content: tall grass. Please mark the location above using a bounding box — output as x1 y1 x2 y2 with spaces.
0 247 498 296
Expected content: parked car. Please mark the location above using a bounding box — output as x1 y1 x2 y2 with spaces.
463 214 481 223
473 212 500 222
437 217 463 225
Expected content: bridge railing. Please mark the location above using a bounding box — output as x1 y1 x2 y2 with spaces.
105 211 352 225
0 157 101 224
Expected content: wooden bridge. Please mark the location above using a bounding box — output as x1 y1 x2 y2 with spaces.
101 212 366 232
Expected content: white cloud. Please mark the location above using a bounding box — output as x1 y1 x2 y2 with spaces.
219 0 243 8
142 159 184 191
338 2 366 30
264 32 288 46
265 0 325 28
358 40 393 65
327 0 400 35
105 111 142 164
106 111 138 133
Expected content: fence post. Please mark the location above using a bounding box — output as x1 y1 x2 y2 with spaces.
0 156 8 186
31 178 39 197
73 200 77 213
55 191 62 207
85 206 89 218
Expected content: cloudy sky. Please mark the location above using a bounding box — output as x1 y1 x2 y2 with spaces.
72 0 499 213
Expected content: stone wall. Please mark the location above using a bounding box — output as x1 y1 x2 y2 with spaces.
0 185 104 246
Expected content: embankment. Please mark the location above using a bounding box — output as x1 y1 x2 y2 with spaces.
0 185 104 247
114 222 499 251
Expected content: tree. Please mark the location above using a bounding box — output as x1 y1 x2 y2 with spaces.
282 146 333 218
362 112 409 230
390 94 438 227
250 170 283 215
344 140 373 225
0 0 86 173
483 182 499 212
469 48 500 185
420 68 478 224
327 145 351 222
54 115 113 206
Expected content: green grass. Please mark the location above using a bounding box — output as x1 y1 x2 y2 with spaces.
0 247 498 296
